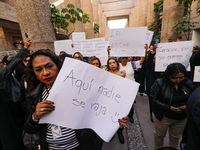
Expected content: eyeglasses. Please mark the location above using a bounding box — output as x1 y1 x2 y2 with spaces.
170 76 185 82
24 60 30 63
74 56 81 59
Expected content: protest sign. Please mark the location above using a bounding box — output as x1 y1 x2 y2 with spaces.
109 27 147 57
39 57 139 142
72 32 86 41
155 41 194 72
73 39 109 57
193 66 200 82
54 40 73 55
146 30 154 47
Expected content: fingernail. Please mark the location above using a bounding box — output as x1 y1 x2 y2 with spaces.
52 102 54 104
122 117 125 120
118 119 120 122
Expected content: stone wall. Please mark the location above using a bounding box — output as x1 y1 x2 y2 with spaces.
129 0 148 27
160 0 184 42
0 1 18 23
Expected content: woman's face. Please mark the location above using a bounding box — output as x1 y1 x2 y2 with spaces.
92 59 100 68
120 57 128 65
74 53 81 61
170 72 185 85
32 55 59 89
109 59 118 71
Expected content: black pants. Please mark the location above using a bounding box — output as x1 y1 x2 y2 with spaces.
0 90 25 150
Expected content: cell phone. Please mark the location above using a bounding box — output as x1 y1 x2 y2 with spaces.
25 32 28 38
155 39 159 44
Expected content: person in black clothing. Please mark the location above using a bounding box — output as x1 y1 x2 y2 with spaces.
186 86 200 150
145 44 162 122
179 46 200 150
150 63 193 149
0 38 31 150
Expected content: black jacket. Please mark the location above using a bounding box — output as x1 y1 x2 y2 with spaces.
24 83 103 150
186 87 200 150
0 48 29 150
150 78 193 121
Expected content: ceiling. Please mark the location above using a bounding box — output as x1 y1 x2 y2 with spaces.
50 0 135 19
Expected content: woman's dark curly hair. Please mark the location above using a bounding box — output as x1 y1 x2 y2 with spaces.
106 57 120 71
163 63 187 79
23 49 63 93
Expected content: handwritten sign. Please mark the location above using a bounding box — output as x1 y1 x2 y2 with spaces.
73 39 109 57
54 40 73 55
109 27 147 57
193 66 200 82
39 57 139 142
155 41 194 72
72 32 86 41
146 30 154 47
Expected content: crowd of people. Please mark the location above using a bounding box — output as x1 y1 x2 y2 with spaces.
0 37 200 150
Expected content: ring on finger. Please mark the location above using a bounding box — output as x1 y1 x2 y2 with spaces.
40 108 45 111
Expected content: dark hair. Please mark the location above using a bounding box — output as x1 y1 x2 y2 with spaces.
90 56 101 68
163 63 187 79
73 52 83 61
23 54 31 62
23 49 63 92
106 57 120 71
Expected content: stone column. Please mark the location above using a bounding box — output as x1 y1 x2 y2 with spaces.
161 0 184 42
98 3 104 38
81 0 95 39
64 0 84 39
14 0 56 51
146 0 159 27
92 0 99 38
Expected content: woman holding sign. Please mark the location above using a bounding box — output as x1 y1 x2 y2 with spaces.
23 49 127 150
106 57 127 144
150 63 193 149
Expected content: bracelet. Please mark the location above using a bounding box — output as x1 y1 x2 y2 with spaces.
32 112 39 122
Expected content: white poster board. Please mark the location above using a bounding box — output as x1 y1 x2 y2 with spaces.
146 30 154 47
54 40 73 55
40 57 139 142
155 41 194 72
109 27 147 57
72 32 86 41
193 66 200 82
73 39 109 57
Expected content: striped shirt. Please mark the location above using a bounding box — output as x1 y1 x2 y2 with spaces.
41 87 79 150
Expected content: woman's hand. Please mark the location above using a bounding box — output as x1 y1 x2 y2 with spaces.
178 105 186 111
119 70 126 77
119 116 128 128
24 38 32 49
33 100 55 120
170 106 184 113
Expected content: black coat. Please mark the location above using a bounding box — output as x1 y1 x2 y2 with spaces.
150 78 193 121
186 87 200 150
0 48 29 150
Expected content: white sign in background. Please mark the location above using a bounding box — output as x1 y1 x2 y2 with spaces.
73 38 109 57
193 66 200 82
72 32 86 41
155 41 194 72
109 27 147 57
40 58 139 142
54 40 73 55
146 30 154 47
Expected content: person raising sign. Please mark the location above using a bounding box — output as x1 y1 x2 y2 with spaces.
23 49 127 150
